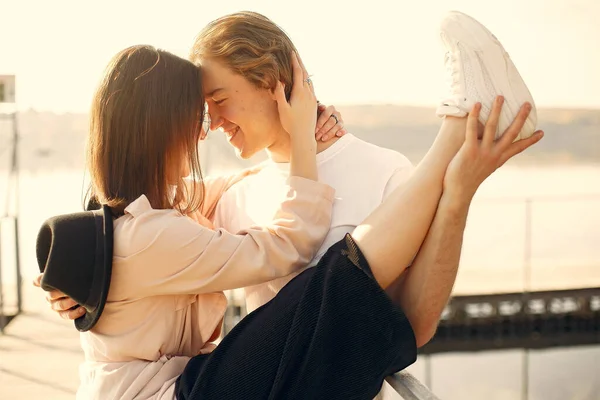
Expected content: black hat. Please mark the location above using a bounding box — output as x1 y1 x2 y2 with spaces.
36 205 113 332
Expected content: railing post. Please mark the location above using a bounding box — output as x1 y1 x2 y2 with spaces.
14 216 22 314
424 354 432 390
0 217 5 333
12 112 21 314
521 197 533 400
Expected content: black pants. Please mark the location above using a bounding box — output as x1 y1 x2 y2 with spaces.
175 234 417 399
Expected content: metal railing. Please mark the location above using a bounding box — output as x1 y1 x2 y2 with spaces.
385 371 440 400
422 287 600 353
0 215 22 333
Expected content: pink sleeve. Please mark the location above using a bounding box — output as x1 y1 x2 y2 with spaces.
113 177 335 298
185 166 263 222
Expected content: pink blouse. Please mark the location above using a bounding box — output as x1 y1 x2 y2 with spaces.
76 175 335 399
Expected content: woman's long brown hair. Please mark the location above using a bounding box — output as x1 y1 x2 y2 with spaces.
86 45 205 216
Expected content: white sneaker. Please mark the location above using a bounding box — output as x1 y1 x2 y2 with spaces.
436 11 537 140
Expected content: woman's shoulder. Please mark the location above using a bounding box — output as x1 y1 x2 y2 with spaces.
114 195 213 256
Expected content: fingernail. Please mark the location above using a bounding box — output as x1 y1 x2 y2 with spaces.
498 96 504 104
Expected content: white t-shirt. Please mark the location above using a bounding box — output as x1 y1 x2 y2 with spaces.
214 134 414 312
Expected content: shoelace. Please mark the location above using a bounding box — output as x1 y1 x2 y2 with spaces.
444 51 462 100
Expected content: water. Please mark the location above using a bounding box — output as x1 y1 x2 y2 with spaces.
402 345 600 400
1 165 599 399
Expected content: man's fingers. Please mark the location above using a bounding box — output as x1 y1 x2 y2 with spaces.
466 102 481 145
498 130 544 166
496 102 532 150
320 122 344 142
316 116 338 140
315 105 335 133
483 96 503 148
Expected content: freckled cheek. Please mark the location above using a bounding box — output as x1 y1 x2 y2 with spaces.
222 103 245 124
218 106 232 121
232 105 255 131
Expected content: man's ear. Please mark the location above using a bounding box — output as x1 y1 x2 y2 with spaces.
270 81 286 101
270 80 292 102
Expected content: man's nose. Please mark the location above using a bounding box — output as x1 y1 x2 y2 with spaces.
207 107 224 131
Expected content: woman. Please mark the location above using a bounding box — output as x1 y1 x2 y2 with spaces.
38 37 539 399
66 44 335 399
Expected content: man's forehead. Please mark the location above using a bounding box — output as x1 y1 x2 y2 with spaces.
201 70 223 96
201 60 247 92
201 64 229 96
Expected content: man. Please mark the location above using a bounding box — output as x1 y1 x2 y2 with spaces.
42 10 541 398
188 10 538 344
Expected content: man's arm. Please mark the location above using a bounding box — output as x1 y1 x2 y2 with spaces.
386 191 470 348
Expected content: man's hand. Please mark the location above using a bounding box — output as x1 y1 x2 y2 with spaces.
33 274 85 320
444 96 543 202
387 97 543 347
315 103 346 141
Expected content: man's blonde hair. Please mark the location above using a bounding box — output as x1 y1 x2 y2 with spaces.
190 11 298 100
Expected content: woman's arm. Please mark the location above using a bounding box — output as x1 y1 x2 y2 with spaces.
111 177 333 299
186 163 267 223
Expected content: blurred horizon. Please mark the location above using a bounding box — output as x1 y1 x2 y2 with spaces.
2 104 597 176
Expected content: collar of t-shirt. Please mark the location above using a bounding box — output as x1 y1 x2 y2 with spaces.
270 133 356 172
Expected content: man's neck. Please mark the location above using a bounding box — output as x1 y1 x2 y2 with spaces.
266 135 342 163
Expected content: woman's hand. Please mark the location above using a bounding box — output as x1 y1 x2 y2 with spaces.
33 274 85 320
274 52 318 143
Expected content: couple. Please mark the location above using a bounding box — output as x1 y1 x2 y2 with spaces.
35 10 542 400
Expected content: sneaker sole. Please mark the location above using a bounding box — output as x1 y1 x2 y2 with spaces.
442 11 537 140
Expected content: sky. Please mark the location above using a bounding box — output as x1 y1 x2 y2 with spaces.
0 0 599 113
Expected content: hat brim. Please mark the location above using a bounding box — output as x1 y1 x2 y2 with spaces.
74 204 113 332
